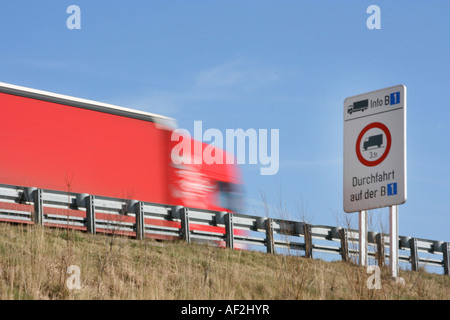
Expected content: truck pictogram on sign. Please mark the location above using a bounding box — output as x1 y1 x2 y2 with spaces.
356 122 391 167
363 134 383 151
347 99 369 115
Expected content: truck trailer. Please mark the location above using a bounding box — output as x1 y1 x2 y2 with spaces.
0 82 242 216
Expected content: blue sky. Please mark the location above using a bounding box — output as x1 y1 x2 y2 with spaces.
1 1 449 251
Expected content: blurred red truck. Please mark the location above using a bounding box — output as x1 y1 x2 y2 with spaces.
0 82 243 239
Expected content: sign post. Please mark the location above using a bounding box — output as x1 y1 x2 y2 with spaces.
359 210 367 266
390 205 399 278
344 85 406 279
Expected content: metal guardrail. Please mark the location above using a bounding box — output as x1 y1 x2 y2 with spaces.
0 183 448 275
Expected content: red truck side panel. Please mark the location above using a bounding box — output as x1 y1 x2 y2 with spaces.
0 92 170 204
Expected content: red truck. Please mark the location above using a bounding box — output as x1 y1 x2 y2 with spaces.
0 82 243 216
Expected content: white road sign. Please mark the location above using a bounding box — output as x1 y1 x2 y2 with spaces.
344 85 407 213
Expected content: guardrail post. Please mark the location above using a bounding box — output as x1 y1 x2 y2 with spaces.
339 228 349 262
409 238 419 271
33 188 44 226
376 233 385 268
224 212 234 250
135 201 145 240
304 223 313 258
76 193 96 234
443 242 450 276
180 207 190 244
265 218 274 254
86 195 96 234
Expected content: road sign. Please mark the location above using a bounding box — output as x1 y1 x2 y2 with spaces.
343 85 407 213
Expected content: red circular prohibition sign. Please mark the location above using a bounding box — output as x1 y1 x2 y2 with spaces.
356 122 391 167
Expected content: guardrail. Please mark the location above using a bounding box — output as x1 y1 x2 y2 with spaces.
0 183 448 275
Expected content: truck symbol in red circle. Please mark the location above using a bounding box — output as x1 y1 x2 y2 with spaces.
356 122 391 167
363 134 383 151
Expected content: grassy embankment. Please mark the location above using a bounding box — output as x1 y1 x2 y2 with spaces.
0 223 448 300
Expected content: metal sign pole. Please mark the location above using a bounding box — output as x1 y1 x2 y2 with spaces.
389 205 399 278
359 210 367 266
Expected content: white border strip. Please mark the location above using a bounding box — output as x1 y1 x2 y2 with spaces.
0 82 177 129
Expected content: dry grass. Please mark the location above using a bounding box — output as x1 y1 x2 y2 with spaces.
0 223 448 300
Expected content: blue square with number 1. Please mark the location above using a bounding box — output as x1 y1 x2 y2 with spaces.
387 183 397 196
390 92 400 105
